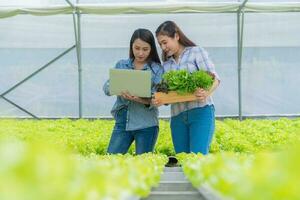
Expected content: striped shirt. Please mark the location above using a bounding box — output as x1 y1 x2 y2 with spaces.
163 46 220 117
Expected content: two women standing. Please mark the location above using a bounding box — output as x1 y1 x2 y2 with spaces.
103 21 220 155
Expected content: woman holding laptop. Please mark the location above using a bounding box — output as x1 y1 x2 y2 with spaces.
103 28 163 155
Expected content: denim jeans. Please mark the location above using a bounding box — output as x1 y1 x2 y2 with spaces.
107 108 159 155
170 105 215 155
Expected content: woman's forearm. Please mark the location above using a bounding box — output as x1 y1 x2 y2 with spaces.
207 79 220 97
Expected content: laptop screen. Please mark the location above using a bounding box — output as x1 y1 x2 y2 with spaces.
109 69 152 98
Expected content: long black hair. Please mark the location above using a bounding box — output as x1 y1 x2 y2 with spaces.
156 21 196 61
129 28 161 64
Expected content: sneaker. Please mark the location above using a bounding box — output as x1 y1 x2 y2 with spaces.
165 156 180 167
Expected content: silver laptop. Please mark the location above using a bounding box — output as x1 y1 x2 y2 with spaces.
109 69 152 98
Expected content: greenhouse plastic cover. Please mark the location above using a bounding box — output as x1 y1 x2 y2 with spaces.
0 0 300 118
1 1 300 18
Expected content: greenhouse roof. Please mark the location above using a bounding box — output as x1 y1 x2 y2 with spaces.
1 1 300 18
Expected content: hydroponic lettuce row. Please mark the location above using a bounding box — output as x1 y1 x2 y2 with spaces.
177 147 300 200
0 138 168 200
0 118 300 156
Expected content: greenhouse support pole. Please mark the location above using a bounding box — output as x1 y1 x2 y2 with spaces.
237 0 247 121
77 1 83 119
1 96 39 119
67 0 83 118
0 46 75 96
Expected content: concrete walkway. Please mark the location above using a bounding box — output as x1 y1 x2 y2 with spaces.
143 167 221 200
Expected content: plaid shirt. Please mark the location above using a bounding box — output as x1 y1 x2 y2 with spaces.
163 46 220 117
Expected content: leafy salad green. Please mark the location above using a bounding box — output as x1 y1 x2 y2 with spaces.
156 69 214 94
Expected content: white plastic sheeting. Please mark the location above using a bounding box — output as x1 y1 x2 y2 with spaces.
1 2 300 19
0 1 300 118
0 6 72 18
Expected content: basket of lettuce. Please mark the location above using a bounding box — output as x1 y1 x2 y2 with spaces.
154 70 214 104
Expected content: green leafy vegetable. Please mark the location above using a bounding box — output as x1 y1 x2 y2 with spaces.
159 69 214 94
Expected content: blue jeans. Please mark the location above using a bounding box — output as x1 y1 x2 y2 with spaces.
107 108 159 155
170 105 215 155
